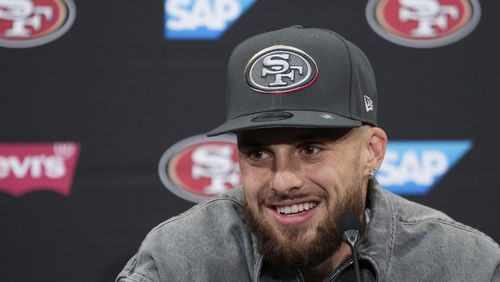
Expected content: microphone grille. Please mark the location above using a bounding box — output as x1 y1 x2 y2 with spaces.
339 212 362 234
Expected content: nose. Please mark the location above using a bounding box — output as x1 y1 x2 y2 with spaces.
270 159 304 194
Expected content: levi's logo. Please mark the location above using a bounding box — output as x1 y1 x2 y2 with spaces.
0 143 80 197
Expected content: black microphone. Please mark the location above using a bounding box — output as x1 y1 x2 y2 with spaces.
339 212 362 282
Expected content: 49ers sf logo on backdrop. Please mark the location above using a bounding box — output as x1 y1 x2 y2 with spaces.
366 0 481 48
0 0 76 48
158 135 240 203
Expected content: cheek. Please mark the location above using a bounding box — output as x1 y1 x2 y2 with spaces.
304 159 342 183
239 162 269 201
304 157 355 197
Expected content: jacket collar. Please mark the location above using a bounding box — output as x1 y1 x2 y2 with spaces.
358 180 395 278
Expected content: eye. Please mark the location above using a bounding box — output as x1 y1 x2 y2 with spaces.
300 143 322 156
243 148 271 161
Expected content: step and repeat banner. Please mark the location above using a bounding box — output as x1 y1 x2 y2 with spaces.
1 0 498 281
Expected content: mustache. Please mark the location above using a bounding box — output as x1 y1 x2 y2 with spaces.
257 189 328 205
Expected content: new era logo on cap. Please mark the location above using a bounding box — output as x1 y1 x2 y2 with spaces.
364 95 374 112
245 45 318 94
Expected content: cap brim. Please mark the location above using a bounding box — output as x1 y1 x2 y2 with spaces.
207 110 362 136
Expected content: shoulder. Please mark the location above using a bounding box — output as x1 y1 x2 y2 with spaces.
117 188 257 281
385 189 499 251
379 187 500 280
149 187 245 237
144 187 247 253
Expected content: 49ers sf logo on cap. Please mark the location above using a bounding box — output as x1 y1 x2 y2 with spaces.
245 45 318 94
366 0 481 48
158 134 240 203
0 0 76 48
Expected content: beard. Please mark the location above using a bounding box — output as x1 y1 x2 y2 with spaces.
243 175 366 269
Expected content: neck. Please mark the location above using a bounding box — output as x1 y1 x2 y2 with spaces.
300 242 352 282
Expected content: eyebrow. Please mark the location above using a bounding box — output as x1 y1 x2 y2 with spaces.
237 131 349 150
237 141 259 150
294 134 319 141
296 129 353 142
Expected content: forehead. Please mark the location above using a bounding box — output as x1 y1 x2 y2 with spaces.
237 127 354 146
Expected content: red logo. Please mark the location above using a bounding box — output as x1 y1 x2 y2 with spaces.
0 143 80 197
366 0 481 48
0 0 76 48
159 135 240 203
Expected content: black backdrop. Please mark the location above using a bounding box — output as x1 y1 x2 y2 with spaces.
1 1 499 281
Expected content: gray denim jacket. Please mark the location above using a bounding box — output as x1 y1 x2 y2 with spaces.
117 181 500 281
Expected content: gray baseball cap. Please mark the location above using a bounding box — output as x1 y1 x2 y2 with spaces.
207 26 377 136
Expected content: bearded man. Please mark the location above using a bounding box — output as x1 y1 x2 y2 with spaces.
117 26 500 282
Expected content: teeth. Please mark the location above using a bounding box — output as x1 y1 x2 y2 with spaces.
284 206 291 214
275 202 318 215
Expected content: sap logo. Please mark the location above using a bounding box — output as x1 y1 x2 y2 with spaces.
377 141 472 195
164 0 256 40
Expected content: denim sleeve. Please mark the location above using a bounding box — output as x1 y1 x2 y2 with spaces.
492 263 500 282
115 255 158 282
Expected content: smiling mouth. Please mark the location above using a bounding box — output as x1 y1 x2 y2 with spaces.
274 202 318 215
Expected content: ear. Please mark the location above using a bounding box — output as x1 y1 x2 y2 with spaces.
364 127 387 174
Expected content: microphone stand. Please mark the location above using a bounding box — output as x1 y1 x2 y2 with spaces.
343 228 362 282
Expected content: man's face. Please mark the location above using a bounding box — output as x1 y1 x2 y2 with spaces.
238 127 369 268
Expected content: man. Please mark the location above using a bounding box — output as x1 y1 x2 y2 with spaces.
117 26 500 281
